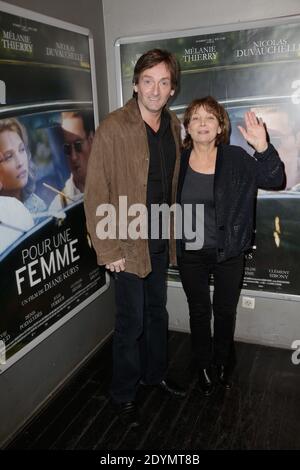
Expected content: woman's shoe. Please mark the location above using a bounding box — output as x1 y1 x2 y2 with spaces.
198 367 214 396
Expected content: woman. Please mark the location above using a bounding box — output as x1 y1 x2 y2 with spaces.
0 118 46 219
177 96 284 396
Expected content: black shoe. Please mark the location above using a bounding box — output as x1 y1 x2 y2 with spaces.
216 365 232 390
198 368 214 396
157 379 186 398
117 401 140 427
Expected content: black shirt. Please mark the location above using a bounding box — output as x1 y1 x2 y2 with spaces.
181 165 216 250
145 111 176 253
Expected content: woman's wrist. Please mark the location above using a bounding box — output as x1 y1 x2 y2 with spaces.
254 142 268 153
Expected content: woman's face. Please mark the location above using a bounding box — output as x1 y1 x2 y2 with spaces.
187 106 221 145
0 130 29 193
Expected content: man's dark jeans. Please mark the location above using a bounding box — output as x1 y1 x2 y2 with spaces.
111 249 169 404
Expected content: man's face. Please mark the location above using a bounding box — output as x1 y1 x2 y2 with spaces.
62 116 93 192
133 62 174 117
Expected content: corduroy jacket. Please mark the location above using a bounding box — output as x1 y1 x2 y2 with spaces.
177 143 284 262
84 98 181 278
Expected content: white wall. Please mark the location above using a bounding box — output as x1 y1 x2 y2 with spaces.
167 284 300 349
102 0 300 348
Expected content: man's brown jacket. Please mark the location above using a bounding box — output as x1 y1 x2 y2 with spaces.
84 98 181 278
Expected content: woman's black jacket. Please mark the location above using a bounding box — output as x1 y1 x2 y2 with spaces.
176 143 284 262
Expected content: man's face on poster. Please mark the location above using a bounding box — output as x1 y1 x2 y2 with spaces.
62 115 93 192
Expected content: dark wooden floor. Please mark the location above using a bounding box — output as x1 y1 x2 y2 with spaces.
6 332 300 450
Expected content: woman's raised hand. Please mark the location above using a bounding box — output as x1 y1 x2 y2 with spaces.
238 111 268 153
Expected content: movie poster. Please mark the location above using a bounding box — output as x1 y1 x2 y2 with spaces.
117 19 300 296
0 6 108 368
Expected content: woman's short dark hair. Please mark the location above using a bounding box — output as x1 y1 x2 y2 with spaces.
183 96 230 148
132 48 179 96
0 118 35 201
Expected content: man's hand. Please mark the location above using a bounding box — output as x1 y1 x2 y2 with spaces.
105 258 126 272
238 111 268 153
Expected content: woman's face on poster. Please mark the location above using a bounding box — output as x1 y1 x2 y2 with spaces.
0 130 29 193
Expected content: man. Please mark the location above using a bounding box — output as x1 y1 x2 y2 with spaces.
49 110 94 211
84 49 185 427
